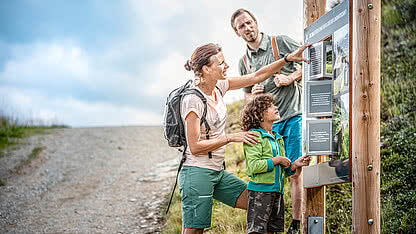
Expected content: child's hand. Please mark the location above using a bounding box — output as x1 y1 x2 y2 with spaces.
292 156 312 169
272 156 291 168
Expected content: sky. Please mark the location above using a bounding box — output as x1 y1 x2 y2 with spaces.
0 0 306 127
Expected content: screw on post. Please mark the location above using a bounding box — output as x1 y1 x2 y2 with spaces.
368 3 374 9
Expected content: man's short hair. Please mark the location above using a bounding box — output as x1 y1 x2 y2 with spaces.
230 8 258 34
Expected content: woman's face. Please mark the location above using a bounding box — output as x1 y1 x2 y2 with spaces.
263 104 280 122
206 52 229 80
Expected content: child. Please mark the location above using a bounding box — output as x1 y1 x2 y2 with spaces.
240 94 311 234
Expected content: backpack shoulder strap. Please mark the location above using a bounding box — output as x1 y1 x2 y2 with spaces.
183 88 213 159
185 88 208 124
215 85 223 96
271 36 281 74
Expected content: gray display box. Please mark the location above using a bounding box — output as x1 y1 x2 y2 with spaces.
306 119 333 155
306 80 333 117
308 41 333 80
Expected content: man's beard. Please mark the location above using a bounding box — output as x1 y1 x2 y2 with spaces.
244 31 258 43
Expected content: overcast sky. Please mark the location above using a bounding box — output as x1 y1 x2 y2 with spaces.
0 0 306 127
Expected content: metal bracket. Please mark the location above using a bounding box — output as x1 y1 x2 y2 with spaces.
308 216 324 234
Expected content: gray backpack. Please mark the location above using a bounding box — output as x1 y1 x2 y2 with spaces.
163 79 211 150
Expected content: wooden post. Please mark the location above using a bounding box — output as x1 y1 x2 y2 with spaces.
351 0 381 233
302 1 326 233
303 0 326 27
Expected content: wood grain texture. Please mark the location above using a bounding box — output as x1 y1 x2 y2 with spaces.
351 0 381 233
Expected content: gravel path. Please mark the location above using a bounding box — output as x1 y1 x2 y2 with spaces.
0 126 179 233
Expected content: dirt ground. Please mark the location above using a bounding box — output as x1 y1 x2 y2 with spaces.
0 126 179 234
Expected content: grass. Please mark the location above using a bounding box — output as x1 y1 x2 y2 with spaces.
12 146 47 174
0 115 68 187
0 115 69 158
26 146 45 165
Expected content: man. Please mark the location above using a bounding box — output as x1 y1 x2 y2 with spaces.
231 9 304 234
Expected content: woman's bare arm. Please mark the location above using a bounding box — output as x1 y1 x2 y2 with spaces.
227 43 311 90
185 112 259 155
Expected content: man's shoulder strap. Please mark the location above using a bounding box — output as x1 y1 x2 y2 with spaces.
271 36 280 61
243 36 280 74
242 35 281 74
271 35 281 74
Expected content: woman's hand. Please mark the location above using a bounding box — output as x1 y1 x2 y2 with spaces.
228 131 259 146
286 43 312 63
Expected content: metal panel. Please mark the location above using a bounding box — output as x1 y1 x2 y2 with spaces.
306 81 333 117
308 216 324 234
309 43 323 79
303 160 350 188
306 119 333 155
309 41 333 80
303 163 320 188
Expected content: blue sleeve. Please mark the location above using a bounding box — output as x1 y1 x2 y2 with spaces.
266 158 274 172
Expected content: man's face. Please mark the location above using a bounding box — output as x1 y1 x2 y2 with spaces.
234 12 259 43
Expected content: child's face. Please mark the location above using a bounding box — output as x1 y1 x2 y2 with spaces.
263 104 280 122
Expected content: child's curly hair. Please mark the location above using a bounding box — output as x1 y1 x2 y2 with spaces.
240 94 275 131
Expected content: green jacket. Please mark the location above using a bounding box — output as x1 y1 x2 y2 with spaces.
243 128 296 193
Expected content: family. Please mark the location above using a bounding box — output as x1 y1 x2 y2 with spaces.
177 9 312 234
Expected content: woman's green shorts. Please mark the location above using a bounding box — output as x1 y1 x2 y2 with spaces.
178 166 247 229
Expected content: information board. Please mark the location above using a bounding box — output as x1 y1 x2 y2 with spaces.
303 0 351 187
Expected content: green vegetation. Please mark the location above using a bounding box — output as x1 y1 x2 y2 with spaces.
0 115 68 186
380 0 416 233
0 115 68 158
326 183 352 233
14 146 46 173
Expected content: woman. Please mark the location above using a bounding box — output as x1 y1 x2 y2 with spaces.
179 42 309 234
